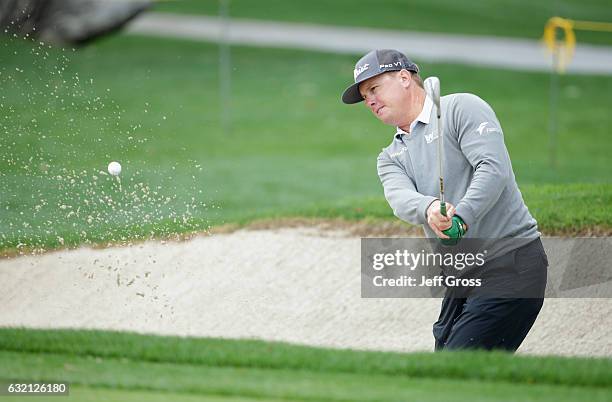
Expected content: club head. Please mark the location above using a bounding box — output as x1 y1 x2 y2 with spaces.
424 76 441 117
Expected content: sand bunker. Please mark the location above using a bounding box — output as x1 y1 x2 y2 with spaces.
1 226 610 357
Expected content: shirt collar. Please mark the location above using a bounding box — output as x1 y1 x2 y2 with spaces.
394 95 433 139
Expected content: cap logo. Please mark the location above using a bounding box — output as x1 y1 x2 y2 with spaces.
353 63 370 80
380 61 403 69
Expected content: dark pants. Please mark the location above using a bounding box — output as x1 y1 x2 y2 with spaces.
433 238 548 352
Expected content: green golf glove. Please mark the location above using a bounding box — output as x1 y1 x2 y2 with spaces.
441 215 467 246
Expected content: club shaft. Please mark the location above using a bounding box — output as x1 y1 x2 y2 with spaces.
437 113 446 216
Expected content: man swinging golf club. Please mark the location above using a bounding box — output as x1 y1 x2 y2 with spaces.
342 49 547 351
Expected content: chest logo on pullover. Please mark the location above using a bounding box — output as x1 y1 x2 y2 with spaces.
477 122 502 135
424 131 439 144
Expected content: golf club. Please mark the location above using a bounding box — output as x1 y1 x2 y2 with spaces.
423 76 446 217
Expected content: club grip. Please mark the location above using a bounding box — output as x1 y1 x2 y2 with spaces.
440 201 447 217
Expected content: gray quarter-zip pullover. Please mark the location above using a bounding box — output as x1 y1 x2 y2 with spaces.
377 93 539 259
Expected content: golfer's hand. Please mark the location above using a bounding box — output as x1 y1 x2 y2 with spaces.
426 200 456 239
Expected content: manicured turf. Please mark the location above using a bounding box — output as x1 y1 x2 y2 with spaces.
287 182 612 234
1 34 610 252
0 328 610 401
2 352 610 402
0 386 277 402
155 0 612 45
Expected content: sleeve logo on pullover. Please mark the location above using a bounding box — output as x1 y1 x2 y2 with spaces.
477 122 502 135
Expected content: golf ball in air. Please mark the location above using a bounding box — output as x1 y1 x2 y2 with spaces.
107 161 122 176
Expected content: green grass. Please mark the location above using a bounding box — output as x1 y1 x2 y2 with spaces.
280 183 612 234
0 34 610 252
154 0 612 46
1 352 610 402
0 386 281 402
0 328 610 401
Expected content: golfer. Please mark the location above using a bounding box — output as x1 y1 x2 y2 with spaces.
342 49 547 351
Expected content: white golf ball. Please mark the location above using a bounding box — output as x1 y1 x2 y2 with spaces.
107 161 122 176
